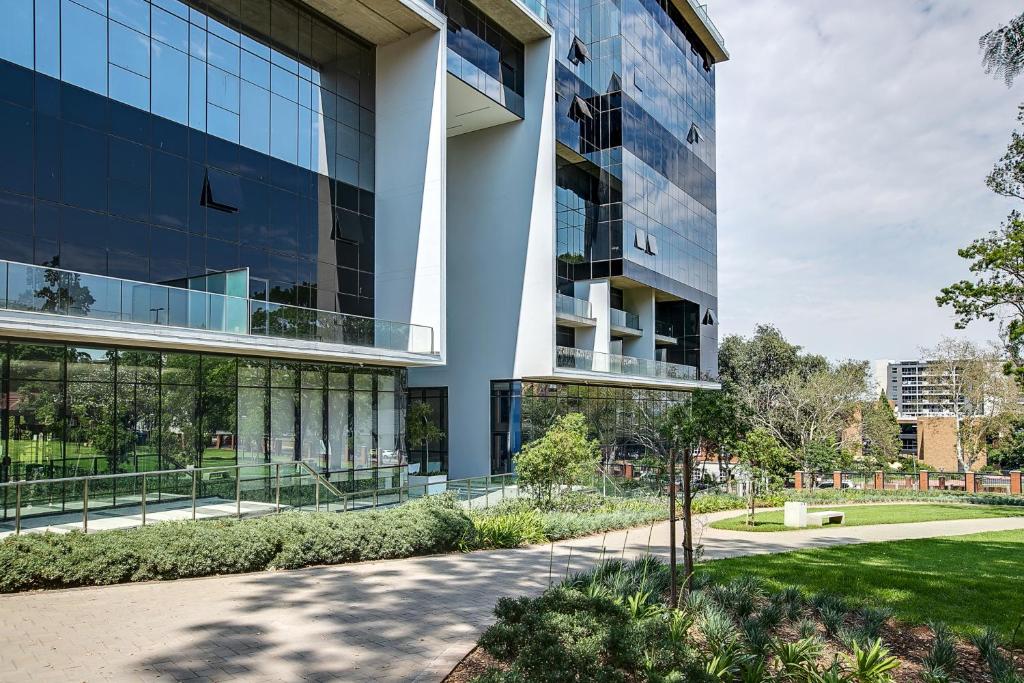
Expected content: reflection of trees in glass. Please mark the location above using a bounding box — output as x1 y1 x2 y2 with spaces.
406 401 444 471
520 383 690 464
33 261 95 315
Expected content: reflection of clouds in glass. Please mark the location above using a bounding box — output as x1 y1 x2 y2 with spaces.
0 0 373 191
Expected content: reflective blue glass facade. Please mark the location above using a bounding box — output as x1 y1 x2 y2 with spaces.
552 0 719 370
0 0 377 316
432 0 526 117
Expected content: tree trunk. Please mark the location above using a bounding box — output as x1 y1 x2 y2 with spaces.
668 450 678 607
681 447 694 595
747 474 756 527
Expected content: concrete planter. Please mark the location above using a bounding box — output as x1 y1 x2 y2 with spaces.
408 474 448 497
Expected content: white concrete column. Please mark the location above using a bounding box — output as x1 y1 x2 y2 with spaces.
410 32 555 478
375 28 447 358
578 280 610 356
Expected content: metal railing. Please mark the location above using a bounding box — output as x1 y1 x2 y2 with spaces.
610 307 641 331
686 0 726 51
0 461 345 534
797 470 1023 495
555 346 700 382
556 293 593 319
0 259 435 355
0 462 527 534
655 320 676 338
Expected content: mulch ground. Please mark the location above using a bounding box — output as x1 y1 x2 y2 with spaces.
445 619 1024 682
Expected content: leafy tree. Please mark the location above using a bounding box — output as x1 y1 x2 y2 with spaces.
720 326 865 464
988 416 1024 470
405 400 444 472
920 338 1012 471
734 429 792 526
860 392 902 467
513 412 599 500
938 16 1024 380
799 439 853 476
980 10 1024 87
718 324 826 389
749 360 868 466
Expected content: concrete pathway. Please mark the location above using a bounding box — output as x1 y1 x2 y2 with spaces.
1 511 1022 682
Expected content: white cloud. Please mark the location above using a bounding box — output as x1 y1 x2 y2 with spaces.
712 0 1022 360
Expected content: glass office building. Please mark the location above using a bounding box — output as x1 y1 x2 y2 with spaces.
0 0 418 490
0 340 402 485
552 0 719 370
0 0 377 317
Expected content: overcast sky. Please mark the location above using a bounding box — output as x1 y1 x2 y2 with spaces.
712 0 1022 362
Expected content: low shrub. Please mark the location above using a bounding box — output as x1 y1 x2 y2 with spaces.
471 510 547 549
0 495 473 593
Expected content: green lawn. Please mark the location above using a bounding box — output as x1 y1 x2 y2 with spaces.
698 529 1024 637
710 503 1024 532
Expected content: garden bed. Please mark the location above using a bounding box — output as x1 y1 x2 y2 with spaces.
448 553 1024 682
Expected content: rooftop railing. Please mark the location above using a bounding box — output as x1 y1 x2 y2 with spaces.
556 293 593 319
685 0 726 51
555 346 700 382
0 259 436 355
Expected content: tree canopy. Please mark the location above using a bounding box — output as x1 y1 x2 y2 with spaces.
513 412 599 499
980 10 1024 87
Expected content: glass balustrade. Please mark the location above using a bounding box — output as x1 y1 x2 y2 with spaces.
556 293 593 319
555 346 699 381
655 320 676 338
610 307 641 331
0 259 435 355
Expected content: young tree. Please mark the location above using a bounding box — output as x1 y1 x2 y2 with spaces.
405 400 444 472
513 412 599 500
632 390 745 596
860 392 902 467
733 429 792 526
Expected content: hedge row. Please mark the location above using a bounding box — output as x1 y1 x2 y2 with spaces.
0 495 473 593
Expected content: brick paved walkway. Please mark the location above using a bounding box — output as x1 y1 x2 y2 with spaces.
1 510 1022 682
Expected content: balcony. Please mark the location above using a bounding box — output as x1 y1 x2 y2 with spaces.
610 308 642 337
555 346 709 385
654 320 677 345
555 293 595 327
0 260 436 360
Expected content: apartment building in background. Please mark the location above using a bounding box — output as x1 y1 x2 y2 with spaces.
0 0 725 491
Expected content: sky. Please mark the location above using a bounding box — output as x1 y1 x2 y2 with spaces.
711 0 1023 362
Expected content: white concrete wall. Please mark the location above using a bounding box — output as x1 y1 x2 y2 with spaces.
375 28 447 359
411 35 556 478
623 287 654 359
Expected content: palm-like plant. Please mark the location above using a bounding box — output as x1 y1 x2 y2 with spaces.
844 639 900 683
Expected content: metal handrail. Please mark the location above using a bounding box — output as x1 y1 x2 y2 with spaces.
0 460 345 534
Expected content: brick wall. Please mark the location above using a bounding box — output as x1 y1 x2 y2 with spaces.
915 416 987 471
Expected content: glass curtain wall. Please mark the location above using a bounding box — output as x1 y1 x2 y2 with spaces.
520 381 689 461
0 340 405 500
0 0 377 317
406 386 448 475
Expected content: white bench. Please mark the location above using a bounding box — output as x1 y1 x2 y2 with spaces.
784 502 844 528
806 510 845 527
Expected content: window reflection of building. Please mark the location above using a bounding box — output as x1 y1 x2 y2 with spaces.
0 0 377 317
0 340 405 516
